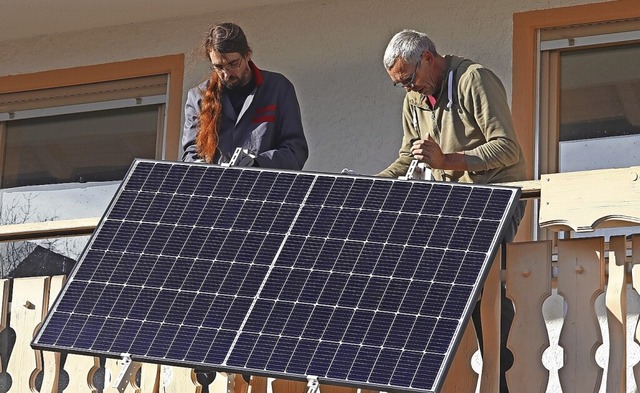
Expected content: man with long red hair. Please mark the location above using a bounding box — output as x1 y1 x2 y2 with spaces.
182 22 308 169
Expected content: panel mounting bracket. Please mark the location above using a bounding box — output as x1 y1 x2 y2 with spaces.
399 159 432 181
113 353 135 391
223 147 256 167
306 375 320 393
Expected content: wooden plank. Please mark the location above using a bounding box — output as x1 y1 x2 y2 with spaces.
631 234 640 388
506 241 552 393
63 354 100 393
606 236 627 393
139 363 160 393
208 371 229 393
440 321 479 392
557 238 605 392
498 179 541 199
159 365 200 393
539 166 640 232
40 275 65 393
0 217 99 242
0 279 9 373
159 367 233 393
313 384 356 393
232 372 250 393
478 250 501 393
247 375 267 393
6 276 49 392
271 378 307 393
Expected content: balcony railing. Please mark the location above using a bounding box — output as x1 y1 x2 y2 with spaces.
0 166 638 393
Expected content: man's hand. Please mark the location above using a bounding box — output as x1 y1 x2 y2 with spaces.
235 154 255 167
410 135 445 169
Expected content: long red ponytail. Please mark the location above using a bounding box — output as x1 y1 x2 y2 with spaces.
196 72 223 163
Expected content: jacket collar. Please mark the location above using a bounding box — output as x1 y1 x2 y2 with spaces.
248 61 264 86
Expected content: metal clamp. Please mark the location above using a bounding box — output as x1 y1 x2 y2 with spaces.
113 353 135 391
306 375 320 393
226 147 256 167
399 159 433 181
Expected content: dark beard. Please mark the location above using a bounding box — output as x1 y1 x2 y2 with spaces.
222 77 242 90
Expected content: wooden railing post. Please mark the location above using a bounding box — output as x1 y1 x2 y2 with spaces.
7 276 49 393
478 248 502 393
506 240 552 393
631 234 640 388
605 236 628 393
39 276 65 393
556 238 605 393
440 320 479 392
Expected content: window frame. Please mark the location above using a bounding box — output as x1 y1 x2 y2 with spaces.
0 54 184 166
512 0 640 241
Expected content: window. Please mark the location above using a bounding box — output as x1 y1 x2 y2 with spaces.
513 2 640 241
538 24 640 175
0 55 184 276
0 63 185 184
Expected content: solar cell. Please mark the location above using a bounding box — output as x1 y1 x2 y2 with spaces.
32 159 520 392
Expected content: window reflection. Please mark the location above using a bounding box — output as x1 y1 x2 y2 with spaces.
0 236 89 279
559 43 640 172
2 105 158 188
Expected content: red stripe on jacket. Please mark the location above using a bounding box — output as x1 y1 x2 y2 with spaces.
252 114 276 123
256 105 277 114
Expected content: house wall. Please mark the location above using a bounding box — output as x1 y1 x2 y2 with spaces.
0 0 609 175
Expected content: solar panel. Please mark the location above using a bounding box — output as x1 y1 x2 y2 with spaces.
32 159 521 393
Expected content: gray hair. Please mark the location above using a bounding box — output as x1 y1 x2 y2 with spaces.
383 29 438 69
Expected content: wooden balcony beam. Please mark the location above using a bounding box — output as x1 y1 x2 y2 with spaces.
498 179 541 199
0 217 99 242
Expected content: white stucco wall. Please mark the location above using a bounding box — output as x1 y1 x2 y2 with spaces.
0 0 608 175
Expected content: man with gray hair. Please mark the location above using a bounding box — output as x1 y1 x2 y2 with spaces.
378 29 527 392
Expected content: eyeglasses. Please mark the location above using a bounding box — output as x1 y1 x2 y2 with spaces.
393 60 421 89
210 56 245 73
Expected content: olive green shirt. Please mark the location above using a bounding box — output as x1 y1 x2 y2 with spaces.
378 55 526 184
